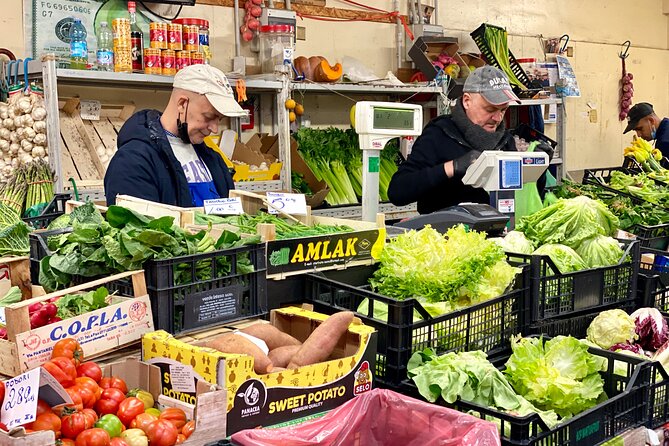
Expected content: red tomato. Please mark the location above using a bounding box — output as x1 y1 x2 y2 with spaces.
44 357 77 388
75 428 111 446
52 339 85 366
36 399 52 417
77 362 103 383
54 387 84 416
159 408 187 430
81 409 98 426
59 439 76 446
0 381 4 404
0 422 7 431
75 377 102 402
146 419 178 446
77 386 97 409
99 377 128 394
116 397 145 427
94 388 126 416
110 439 129 446
29 412 61 434
175 433 186 445
61 410 94 439
130 412 157 432
181 420 195 439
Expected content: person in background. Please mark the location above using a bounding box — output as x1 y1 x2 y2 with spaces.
104 64 247 207
623 102 669 157
388 65 553 214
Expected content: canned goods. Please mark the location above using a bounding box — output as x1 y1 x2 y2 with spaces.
149 22 168 49
190 51 204 65
175 50 190 71
168 23 183 50
162 49 176 75
144 48 162 74
114 46 132 73
182 25 199 51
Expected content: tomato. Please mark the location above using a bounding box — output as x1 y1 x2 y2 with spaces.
95 388 126 416
175 434 186 445
110 438 130 446
126 389 153 410
145 419 178 446
0 422 7 431
95 414 123 438
36 399 52 417
116 397 145 427
77 386 97 409
0 381 5 404
52 339 85 366
158 408 187 431
61 410 94 439
144 408 161 418
99 377 128 394
77 362 103 384
75 427 111 446
82 409 98 425
120 429 148 446
181 420 195 439
29 412 61 434
44 357 77 388
58 439 76 446
129 413 157 432
76 377 102 403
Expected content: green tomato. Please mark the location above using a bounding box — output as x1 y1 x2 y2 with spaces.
144 407 161 417
127 388 154 410
95 413 123 438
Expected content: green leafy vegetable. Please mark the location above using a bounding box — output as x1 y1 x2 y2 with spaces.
504 335 605 418
586 309 637 350
575 235 624 269
0 287 22 306
490 231 535 254
532 244 587 274
55 287 110 319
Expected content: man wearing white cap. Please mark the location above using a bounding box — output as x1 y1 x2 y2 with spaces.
388 65 553 214
105 64 247 207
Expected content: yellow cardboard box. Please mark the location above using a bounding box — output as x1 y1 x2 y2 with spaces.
142 306 377 435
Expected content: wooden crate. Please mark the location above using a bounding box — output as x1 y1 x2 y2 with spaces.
58 97 134 183
0 270 153 376
0 429 54 445
0 256 31 300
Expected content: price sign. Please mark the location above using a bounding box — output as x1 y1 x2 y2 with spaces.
1 369 39 428
266 192 307 216
0 307 5 325
80 100 101 121
204 198 244 215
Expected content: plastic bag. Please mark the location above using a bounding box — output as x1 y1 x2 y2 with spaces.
230 388 501 446
515 141 543 220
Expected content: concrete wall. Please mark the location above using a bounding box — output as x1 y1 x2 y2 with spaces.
3 0 668 171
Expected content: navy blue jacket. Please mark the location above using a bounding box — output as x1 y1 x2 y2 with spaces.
104 110 234 207
388 115 517 215
656 118 669 158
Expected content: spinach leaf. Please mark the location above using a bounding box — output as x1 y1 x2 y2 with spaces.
106 205 152 228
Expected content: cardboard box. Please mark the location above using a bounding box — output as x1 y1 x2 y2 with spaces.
289 136 329 208
232 134 283 182
142 306 378 436
0 270 154 376
0 256 31 300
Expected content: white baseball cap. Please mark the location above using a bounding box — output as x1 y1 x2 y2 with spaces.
173 64 247 118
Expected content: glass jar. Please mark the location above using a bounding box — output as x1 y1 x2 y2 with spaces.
258 25 295 74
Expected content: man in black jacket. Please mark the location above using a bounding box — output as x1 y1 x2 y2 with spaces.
104 64 247 207
623 102 669 158
388 66 552 214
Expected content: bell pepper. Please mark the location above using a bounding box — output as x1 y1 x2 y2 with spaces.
127 389 154 410
145 408 161 418
121 428 149 446
95 414 124 438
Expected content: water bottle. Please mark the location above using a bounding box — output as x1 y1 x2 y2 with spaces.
69 18 88 70
96 22 114 72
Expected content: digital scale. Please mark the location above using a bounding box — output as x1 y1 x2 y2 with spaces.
354 101 423 221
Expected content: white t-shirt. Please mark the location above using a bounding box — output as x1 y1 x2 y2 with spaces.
166 134 213 183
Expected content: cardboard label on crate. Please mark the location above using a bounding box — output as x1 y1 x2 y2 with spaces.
1 367 71 428
266 230 383 276
204 198 244 215
168 364 196 393
0 262 11 297
15 296 154 372
183 284 243 330
80 100 102 121
266 192 308 216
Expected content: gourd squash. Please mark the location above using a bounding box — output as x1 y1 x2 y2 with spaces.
313 60 343 83
293 56 311 80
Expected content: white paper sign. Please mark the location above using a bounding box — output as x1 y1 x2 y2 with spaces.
204 198 244 215
168 364 196 393
266 192 307 216
80 100 101 121
1 369 40 428
0 307 6 325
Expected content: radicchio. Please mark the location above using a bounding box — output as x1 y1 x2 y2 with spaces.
631 308 669 351
609 342 646 356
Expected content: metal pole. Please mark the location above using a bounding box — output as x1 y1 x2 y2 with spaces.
433 0 438 25
277 75 291 191
42 57 63 193
361 149 381 222
416 0 423 24
394 0 402 71
233 0 241 57
408 0 416 25
285 0 291 9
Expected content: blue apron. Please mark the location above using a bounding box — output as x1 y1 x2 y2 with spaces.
188 180 220 207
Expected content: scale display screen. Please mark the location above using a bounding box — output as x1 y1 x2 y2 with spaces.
499 159 522 189
372 107 415 130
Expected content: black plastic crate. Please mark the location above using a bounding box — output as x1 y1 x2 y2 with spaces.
409 336 664 446
638 247 669 315
305 263 529 388
583 166 669 211
30 228 268 335
470 23 536 94
508 239 639 325
22 193 72 229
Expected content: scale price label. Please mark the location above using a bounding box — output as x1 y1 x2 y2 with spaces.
266 192 307 215
80 100 101 121
1 368 39 428
204 198 244 215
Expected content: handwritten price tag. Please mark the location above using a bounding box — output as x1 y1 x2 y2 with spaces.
80 100 101 121
1 369 39 428
266 192 307 216
204 198 244 215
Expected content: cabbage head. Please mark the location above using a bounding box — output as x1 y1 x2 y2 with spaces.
586 309 637 349
576 235 624 269
533 244 587 274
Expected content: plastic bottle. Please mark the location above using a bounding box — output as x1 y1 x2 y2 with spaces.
96 22 114 72
128 1 144 72
69 18 88 70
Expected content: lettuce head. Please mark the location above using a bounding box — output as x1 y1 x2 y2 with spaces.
586 309 637 349
533 244 587 274
575 235 624 269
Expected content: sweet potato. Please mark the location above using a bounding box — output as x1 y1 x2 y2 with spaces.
288 311 355 369
268 345 301 368
240 323 302 350
206 333 273 374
